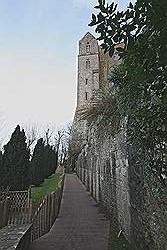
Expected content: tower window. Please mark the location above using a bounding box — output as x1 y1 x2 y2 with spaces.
86 79 88 85
86 59 90 69
86 43 91 53
85 92 88 100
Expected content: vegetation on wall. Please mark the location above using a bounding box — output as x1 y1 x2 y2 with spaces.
67 143 82 171
79 86 121 136
89 0 166 185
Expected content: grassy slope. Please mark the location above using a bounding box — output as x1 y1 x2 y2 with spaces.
31 174 61 202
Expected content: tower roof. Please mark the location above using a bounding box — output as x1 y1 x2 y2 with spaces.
79 32 96 42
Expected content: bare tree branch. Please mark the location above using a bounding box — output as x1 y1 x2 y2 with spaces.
25 124 39 150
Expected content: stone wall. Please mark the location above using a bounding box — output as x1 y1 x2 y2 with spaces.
73 119 167 249
75 122 131 241
72 32 167 249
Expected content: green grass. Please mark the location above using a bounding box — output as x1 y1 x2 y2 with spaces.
31 174 61 202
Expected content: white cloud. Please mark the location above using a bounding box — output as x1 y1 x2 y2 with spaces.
72 0 97 9
72 0 135 11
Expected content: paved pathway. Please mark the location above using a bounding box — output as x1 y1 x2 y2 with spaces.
28 174 110 250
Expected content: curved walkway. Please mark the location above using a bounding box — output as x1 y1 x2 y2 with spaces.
28 174 110 250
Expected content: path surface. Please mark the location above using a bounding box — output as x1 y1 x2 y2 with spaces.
28 174 110 250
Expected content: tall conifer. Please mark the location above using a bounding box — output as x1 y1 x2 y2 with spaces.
31 138 45 186
44 145 57 177
2 125 30 190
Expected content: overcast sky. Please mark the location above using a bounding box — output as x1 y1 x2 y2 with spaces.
0 0 133 143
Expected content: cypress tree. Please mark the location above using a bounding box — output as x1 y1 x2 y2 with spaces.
31 139 58 187
2 125 30 190
43 145 57 177
43 144 50 178
31 138 45 186
51 147 57 174
43 145 50 178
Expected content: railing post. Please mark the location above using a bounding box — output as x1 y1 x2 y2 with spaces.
29 174 65 242
0 201 4 228
29 199 33 223
27 187 31 209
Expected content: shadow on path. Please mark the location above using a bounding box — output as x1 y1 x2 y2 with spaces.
28 174 110 250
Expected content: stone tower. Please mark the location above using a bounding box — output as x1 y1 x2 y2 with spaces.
71 32 117 146
77 32 100 109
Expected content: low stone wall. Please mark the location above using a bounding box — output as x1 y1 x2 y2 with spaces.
16 226 31 250
0 224 31 250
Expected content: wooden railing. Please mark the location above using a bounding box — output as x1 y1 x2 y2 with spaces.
30 174 64 241
0 174 65 250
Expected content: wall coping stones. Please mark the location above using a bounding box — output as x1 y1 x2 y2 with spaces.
0 224 31 250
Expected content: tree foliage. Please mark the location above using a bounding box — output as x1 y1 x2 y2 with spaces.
30 138 57 186
43 144 57 177
89 0 167 184
2 125 30 190
31 138 45 186
0 125 59 190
